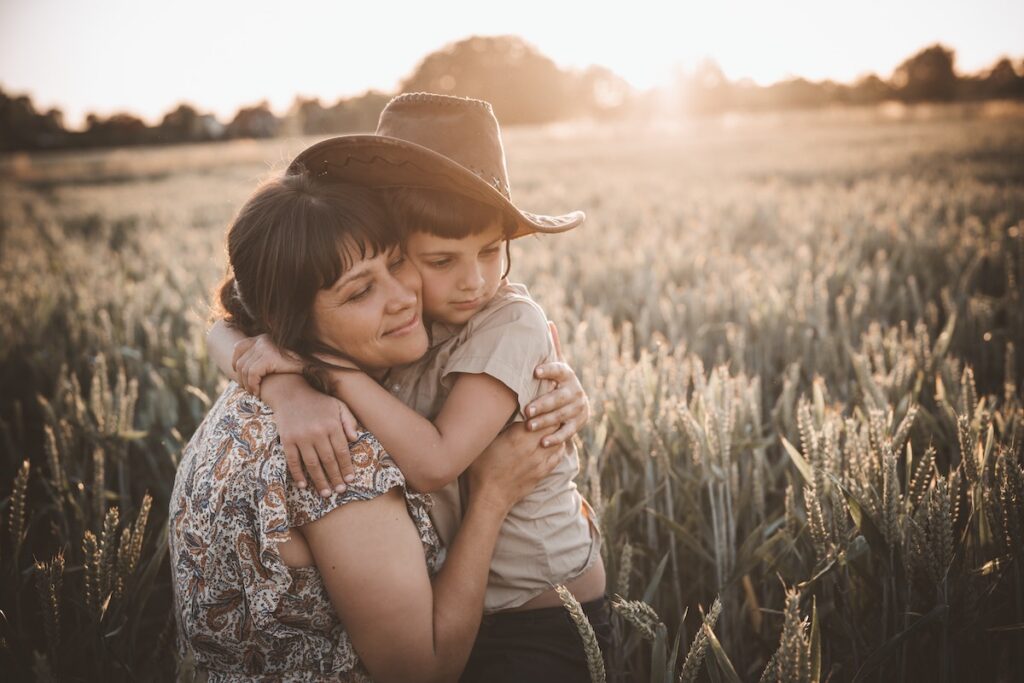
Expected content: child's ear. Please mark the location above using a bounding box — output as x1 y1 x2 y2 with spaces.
501 239 512 279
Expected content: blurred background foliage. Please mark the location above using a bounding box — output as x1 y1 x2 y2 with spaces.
1 99 1023 681
3 36 1024 152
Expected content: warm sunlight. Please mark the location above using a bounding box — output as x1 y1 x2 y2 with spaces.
1 0 1020 126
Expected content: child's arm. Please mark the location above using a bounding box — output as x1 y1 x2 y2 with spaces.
207 320 359 496
330 370 520 494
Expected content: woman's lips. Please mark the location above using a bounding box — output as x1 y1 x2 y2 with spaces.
385 313 420 336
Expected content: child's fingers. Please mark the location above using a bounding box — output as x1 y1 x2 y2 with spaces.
236 349 261 394
231 337 256 372
329 430 356 487
283 442 308 489
338 403 360 444
300 444 332 498
315 437 346 494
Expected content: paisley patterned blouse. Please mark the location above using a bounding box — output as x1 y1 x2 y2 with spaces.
169 383 443 682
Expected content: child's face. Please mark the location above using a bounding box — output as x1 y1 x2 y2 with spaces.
404 219 505 326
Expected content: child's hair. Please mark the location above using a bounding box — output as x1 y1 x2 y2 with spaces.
216 172 397 369
384 187 515 278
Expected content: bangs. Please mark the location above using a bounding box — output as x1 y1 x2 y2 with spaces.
383 187 515 240
294 181 398 291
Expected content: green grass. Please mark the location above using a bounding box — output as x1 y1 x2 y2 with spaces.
2 105 1023 681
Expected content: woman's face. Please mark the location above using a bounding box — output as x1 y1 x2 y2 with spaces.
309 244 428 374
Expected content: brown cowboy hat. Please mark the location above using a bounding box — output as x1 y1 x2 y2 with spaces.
285 92 585 239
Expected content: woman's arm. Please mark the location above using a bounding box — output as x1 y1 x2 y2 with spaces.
301 422 559 683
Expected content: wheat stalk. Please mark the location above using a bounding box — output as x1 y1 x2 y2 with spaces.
678 596 722 683
556 585 606 683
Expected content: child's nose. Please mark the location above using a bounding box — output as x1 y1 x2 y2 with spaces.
458 264 484 291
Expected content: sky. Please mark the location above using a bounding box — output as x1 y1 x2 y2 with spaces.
1 0 1021 129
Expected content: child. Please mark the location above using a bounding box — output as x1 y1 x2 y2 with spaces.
210 93 610 681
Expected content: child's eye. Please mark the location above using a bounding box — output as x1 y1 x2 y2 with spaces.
427 258 451 269
481 247 500 258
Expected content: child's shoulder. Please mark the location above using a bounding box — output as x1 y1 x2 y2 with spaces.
469 281 549 335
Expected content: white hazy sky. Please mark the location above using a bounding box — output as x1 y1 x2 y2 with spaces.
1 0 1021 128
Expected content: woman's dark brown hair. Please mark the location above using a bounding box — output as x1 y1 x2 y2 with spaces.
217 171 397 366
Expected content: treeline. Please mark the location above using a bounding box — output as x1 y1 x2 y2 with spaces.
2 38 1023 153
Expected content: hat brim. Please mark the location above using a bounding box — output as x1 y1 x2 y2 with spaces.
286 135 584 239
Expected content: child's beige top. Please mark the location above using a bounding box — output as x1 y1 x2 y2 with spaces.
383 281 600 612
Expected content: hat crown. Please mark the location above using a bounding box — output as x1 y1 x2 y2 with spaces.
376 93 511 199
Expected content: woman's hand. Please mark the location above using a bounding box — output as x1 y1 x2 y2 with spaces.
260 374 360 496
524 321 591 448
467 422 561 513
232 334 304 398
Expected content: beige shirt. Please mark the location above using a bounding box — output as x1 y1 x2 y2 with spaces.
383 281 600 612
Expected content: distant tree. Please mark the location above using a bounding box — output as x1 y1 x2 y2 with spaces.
84 112 150 147
678 60 735 115
892 44 957 102
848 74 894 105
0 88 68 151
982 58 1024 99
158 103 213 143
226 102 279 139
400 35 574 124
574 65 633 119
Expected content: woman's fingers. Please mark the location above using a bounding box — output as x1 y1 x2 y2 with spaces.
548 320 564 362
533 360 573 383
301 444 333 498
541 419 578 448
525 385 582 425
283 442 307 489
316 437 347 494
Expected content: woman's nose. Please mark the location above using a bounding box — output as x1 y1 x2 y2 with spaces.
384 272 418 313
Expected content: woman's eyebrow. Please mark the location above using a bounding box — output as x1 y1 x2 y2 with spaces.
332 268 373 292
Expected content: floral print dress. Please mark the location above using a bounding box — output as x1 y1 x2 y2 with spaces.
169 383 443 682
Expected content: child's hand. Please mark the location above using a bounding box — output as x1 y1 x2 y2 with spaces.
524 321 591 448
232 334 304 398
262 374 361 496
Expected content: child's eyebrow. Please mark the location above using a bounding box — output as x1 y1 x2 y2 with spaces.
418 239 501 257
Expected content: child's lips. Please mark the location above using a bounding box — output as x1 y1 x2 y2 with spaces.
450 296 483 311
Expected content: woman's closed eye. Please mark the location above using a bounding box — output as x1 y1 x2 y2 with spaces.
348 283 373 302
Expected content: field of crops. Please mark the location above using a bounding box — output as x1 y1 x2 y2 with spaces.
2 103 1023 682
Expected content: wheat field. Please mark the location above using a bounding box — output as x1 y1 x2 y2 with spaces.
2 104 1023 682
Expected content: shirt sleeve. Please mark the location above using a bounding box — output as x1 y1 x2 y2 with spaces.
439 299 553 421
285 429 413 527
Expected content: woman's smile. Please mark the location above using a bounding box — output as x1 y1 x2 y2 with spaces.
385 312 420 336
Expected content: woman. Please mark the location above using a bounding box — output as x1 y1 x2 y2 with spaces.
169 174 580 682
